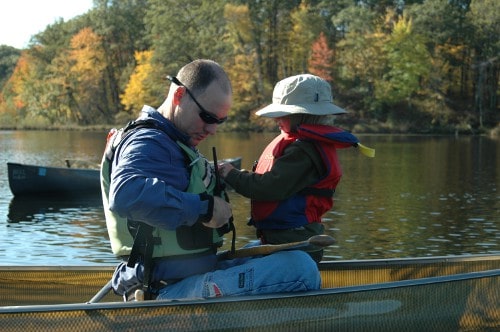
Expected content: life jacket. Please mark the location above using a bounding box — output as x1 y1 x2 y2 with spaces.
101 119 227 261
250 124 373 230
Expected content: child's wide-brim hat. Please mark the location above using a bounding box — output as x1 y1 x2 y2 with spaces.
256 74 347 118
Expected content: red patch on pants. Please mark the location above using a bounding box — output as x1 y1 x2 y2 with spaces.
208 282 223 298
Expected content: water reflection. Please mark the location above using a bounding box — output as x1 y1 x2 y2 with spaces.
4 194 117 265
0 131 498 265
8 194 103 223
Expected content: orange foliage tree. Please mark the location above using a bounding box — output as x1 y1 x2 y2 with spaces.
45 27 107 125
287 2 325 76
6 54 30 110
308 32 334 82
120 50 156 117
68 27 106 124
2 51 53 126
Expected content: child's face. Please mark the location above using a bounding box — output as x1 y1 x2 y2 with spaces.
275 116 291 133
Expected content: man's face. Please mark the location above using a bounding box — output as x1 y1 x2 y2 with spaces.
175 81 232 146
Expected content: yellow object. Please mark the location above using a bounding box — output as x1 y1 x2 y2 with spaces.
357 143 376 158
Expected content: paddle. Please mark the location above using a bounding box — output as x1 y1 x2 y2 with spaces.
87 280 112 304
217 234 336 260
87 235 335 303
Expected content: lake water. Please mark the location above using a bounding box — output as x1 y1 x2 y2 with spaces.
0 130 498 265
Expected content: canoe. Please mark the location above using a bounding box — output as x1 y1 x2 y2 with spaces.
0 254 498 331
7 157 242 196
7 162 101 196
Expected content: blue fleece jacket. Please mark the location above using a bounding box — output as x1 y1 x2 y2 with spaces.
108 105 209 230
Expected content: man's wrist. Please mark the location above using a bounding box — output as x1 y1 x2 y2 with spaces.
197 193 214 223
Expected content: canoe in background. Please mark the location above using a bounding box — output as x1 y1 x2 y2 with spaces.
7 162 100 196
7 157 242 196
0 254 498 331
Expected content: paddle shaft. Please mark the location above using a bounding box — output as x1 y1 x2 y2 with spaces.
218 234 335 260
87 280 112 304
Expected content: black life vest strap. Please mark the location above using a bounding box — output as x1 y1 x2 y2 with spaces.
127 221 161 299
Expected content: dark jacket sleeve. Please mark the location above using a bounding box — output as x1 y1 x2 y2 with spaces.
224 140 326 200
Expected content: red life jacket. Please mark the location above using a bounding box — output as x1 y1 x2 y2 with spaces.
250 124 360 230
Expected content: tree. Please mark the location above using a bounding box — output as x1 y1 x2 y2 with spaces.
3 51 55 127
331 2 383 115
0 46 21 122
142 0 233 114
29 18 82 64
468 0 500 127
146 0 230 73
335 24 386 117
308 32 334 81
230 1 306 93
4 53 32 111
407 0 473 96
1 0 496 132
223 4 261 123
25 27 107 126
331 3 377 36
0 46 21 90
286 2 325 75
375 15 431 105
89 0 150 123
121 50 157 116
67 27 107 124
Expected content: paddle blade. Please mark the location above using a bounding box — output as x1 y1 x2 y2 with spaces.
219 235 336 260
308 235 336 247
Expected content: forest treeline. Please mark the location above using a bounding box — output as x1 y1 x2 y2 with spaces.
0 0 498 134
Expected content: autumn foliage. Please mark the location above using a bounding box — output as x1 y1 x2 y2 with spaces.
0 0 497 133
308 32 334 82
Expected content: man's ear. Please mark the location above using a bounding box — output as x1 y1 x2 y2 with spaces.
173 87 185 105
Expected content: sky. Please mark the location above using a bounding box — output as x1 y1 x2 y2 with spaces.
0 0 94 49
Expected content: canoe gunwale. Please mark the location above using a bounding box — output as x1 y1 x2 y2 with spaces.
319 253 500 270
1 267 498 314
1 253 498 273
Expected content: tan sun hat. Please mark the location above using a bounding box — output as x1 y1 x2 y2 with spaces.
256 74 346 118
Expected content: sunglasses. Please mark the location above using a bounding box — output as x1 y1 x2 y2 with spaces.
167 75 227 124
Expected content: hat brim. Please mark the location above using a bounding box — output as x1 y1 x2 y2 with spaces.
256 103 347 118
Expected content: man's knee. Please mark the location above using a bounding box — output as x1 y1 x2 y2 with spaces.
273 250 321 290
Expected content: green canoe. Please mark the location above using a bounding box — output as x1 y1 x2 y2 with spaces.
0 254 498 331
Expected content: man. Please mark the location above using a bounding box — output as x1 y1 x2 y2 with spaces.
101 60 320 300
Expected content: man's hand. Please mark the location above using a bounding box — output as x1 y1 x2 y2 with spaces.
203 196 232 228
